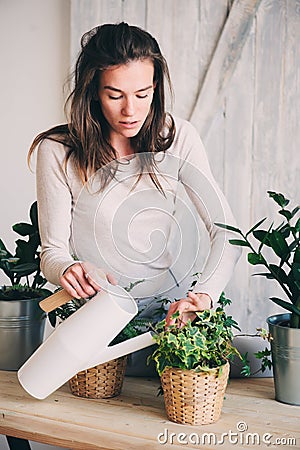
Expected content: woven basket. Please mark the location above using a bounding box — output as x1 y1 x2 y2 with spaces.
161 361 230 425
68 356 127 399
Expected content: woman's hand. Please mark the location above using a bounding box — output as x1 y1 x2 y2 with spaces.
59 262 117 299
165 292 212 328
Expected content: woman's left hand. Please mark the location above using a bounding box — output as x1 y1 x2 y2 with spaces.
165 292 212 328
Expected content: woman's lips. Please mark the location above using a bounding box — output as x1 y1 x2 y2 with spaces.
119 121 139 129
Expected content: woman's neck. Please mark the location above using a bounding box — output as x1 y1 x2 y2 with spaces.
110 135 134 158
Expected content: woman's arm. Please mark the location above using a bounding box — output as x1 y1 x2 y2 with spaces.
36 138 75 285
165 120 241 324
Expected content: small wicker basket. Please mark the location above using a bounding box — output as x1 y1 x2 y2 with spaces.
68 356 127 399
161 361 230 425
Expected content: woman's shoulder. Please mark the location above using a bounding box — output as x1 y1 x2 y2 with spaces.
36 124 71 160
169 116 203 154
37 137 69 167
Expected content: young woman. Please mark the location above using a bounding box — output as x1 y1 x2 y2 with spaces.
28 22 240 332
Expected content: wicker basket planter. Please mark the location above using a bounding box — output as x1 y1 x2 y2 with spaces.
160 361 230 425
69 356 127 399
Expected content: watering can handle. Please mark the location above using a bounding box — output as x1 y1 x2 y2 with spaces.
39 264 109 313
39 290 73 313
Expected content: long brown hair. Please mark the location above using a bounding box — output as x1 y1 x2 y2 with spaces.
28 22 175 191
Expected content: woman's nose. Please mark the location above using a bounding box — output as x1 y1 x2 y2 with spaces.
122 97 135 116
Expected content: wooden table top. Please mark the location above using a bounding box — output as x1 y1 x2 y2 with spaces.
0 371 299 449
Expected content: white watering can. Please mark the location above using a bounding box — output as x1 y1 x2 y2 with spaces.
18 263 154 399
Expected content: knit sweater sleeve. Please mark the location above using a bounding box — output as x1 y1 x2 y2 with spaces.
176 119 241 303
36 139 77 286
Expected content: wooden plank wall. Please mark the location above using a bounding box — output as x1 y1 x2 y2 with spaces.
70 0 300 333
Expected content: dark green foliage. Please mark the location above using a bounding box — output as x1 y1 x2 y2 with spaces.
216 191 300 328
0 202 52 300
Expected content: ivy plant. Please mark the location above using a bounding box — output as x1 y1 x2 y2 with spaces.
0 201 52 300
149 293 241 377
149 292 271 378
216 191 300 328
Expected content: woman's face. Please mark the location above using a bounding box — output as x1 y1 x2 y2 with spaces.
98 59 155 150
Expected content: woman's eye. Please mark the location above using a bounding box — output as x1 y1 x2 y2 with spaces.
109 95 122 100
137 94 148 99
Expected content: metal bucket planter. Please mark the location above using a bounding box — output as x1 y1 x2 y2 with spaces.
0 297 46 371
267 313 300 406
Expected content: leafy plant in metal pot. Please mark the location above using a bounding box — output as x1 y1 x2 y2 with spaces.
216 191 300 405
0 201 52 300
216 191 300 327
0 201 52 370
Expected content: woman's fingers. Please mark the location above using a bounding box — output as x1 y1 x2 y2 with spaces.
60 263 98 299
165 300 196 327
60 262 118 299
107 272 117 285
187 292 212 309
165 292 212 328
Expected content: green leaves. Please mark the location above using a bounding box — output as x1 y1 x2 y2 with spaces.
268 230 290 259
214 223 242 234
248 253 265 265
0 201 51 299
268 191 289 208
229 239 249 247
150 305 239 376
12 223 35 237
254 348 272 373
270 297 300 317
246 218 267 237
216 191 300 328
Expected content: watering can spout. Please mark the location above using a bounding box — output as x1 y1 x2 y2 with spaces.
86 331 155 368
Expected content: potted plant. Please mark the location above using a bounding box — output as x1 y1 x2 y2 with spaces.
216 191 300 405
149 293 246 425
0 201 52 370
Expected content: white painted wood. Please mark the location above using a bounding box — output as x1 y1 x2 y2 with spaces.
284 0 300 195
70 0 146 64
222 22 256 331
190 0 262 139
248 0 290 329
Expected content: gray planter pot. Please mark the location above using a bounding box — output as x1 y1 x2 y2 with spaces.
0 296 46 371
267 313 300 406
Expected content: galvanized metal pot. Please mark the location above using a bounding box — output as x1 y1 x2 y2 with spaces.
267 313 300 406
0 297 46 371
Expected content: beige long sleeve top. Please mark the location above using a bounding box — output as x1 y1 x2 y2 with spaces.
36 117 240 303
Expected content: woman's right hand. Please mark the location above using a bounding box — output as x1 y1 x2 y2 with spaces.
59 262 116 299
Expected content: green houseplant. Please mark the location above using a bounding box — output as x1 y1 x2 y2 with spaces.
216 191 300 405
0 201 52 370
149 294 247 425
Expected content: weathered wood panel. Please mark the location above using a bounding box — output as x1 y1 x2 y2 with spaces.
70 0 147 63
69 0 300 334
190 0 261 139
222 22 256 330
248 0 289 328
